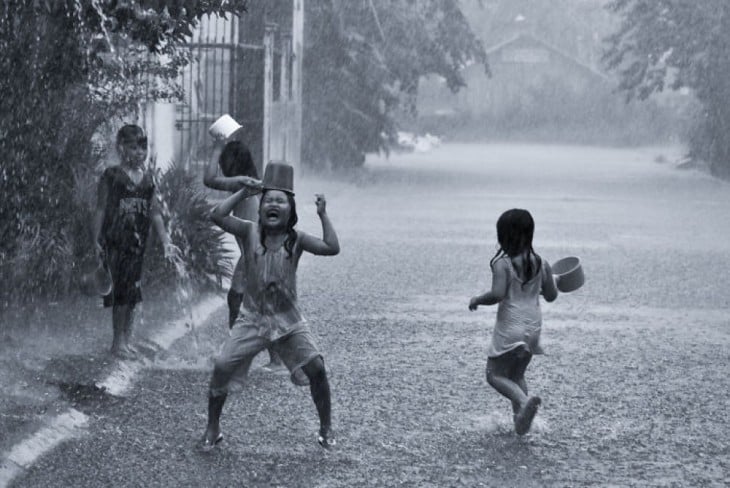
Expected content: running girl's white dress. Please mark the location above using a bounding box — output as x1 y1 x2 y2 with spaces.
487 256 547 358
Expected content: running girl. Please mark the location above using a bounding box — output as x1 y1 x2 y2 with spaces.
469 208 558 435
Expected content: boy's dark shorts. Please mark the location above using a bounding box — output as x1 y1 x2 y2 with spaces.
103 247 144 308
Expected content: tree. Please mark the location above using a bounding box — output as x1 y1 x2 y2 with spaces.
603 0 730 177
0 0 246 304
302 0 488 168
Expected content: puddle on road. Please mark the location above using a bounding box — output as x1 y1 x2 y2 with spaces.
56 381 124 409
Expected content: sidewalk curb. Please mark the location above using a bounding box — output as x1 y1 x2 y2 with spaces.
0 294 224 488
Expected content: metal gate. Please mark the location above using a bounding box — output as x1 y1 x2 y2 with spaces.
171 1 303 176
175 14 243 173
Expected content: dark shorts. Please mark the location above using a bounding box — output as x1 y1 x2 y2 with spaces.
102 247 145 308
209 326 322 395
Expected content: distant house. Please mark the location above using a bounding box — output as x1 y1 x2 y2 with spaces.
417 32 620 136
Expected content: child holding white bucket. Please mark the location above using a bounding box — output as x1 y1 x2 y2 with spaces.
469 208 558 435
201 161 340 450
92 124 177 359
204 120 284 371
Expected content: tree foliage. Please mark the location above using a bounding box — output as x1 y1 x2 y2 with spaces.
603 0 730 177
0 0 246 305
302 0 488 168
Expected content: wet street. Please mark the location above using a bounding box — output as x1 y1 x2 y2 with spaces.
10 143 730 487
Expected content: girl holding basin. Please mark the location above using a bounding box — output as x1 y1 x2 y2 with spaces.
469 208 559 435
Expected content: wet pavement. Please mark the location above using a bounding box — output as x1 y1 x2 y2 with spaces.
6 143 730 487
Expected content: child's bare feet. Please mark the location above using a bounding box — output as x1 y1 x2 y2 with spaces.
109 344 138 361
317 426 336 449
514 395 541 435
110 347 136 360
201 427 224 452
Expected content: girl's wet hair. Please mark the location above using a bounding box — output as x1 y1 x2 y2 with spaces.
219 141 258 178
490 208 542 284
116 124 146 146
259 190 298 258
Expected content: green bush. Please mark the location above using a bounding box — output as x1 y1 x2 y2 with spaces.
0 160 231 309
144 163 233 292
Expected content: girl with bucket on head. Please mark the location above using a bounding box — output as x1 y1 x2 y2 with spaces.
92 124 178 360
204 115 285 371
468 208 559 435
202 161 340 450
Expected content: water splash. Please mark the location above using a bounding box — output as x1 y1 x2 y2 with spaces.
89 0 115 54
147 164 200 352
167 242 198 348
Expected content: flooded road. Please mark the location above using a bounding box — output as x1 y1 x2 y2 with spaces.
13 143 730 487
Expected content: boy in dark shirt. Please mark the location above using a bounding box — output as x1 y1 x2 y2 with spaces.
93 124 176 359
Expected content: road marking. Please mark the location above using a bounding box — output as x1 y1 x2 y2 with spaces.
96 294 222 396
0 409 88 487
0 294 224 487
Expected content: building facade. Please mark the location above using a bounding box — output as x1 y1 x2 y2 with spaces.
145 0 303 176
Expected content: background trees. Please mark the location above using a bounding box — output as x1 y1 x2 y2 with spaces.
0 1 246 305
603 0 730 177
302 0 488 169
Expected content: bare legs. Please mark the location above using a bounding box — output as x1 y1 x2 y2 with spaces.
111 304 136 359
203 394 227 450
202 356 332 449
302 357 333 445
486 348 540 434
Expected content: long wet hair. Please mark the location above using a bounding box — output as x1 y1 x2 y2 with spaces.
259 190 298 258
219 140 258 178
489 208 542 284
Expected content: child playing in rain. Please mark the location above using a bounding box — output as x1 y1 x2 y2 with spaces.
469 208 558 435
204 137 284 370
93 124 177 359
201 161 340 450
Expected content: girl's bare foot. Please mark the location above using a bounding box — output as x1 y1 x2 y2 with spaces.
110 347 136 360
515 395 541 435
201 427 223 452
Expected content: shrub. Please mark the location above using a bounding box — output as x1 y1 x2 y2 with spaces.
144 163 233 292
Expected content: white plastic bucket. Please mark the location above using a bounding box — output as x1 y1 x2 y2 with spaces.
208 114 243 140
552 256 585 293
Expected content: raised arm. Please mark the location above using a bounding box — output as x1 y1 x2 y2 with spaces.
469 258 509 310
541 260 558 302
211 187 257 239
298 194 340 256
204 141 261 193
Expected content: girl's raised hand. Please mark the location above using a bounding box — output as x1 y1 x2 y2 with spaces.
315 194 327 215
234 176 263 192
468 296 479 311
